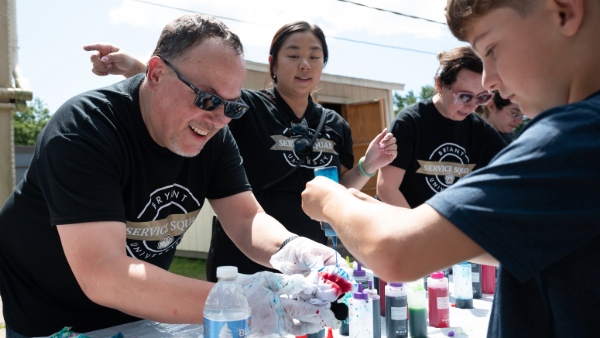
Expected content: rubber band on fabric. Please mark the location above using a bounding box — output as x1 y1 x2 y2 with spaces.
358 156 376 178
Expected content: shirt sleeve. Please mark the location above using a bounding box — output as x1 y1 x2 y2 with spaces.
35 109 127 225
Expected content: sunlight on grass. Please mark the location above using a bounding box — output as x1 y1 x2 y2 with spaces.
169 257 207 281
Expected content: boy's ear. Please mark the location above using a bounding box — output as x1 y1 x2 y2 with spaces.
553 0 584 37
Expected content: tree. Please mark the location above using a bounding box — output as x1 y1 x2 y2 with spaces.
394 85 435 115
514 118 530 135
419 85 435 102
13 98 51 146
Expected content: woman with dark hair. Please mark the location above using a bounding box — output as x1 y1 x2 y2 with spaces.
377 46 507 210
477 91 525 143
84 21 397 281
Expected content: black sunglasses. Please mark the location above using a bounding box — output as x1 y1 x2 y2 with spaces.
291 118 313 156
160 57 249 119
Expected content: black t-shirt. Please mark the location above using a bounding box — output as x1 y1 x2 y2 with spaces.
389 98 507 208
209 88 354 276
0 74 251 335
428 91 600 337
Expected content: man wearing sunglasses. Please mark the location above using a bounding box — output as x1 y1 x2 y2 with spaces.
0 14 343 337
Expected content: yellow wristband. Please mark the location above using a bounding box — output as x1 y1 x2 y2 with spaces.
358 156 376 178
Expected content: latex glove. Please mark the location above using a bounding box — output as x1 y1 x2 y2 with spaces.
270 237 351 276
237 271 340 337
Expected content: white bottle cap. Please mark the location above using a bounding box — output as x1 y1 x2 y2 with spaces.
216 266 238 279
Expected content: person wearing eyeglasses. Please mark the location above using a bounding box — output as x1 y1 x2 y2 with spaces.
0 14 349 337
476 91 526 143
376 46 507 210
82 22 397 283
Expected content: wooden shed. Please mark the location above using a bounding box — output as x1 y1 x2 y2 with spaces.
176 60 404 258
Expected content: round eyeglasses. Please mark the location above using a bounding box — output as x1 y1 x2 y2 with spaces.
449 87 494 106
502 108 526 120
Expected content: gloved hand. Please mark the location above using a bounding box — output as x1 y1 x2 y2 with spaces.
237 271 341 337
270 237 351 276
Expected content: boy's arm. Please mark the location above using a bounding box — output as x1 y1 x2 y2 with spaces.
302 176 486 282
83 44 146 78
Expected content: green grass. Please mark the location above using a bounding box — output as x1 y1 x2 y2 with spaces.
169 257 207 281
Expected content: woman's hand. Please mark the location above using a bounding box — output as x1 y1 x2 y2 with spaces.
362 128 397 174
83 43 145 78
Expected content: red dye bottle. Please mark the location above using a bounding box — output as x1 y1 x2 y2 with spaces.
427 271 450 328
482 265 496 294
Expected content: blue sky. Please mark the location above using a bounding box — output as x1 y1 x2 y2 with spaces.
15 0 466 114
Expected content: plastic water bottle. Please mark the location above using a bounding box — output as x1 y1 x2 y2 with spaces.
385 282 408 338
204 266 251 338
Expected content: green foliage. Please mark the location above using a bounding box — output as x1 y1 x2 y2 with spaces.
13 98 51 146
169 257 207 280
394 85 435 115
514 118 530 135
419 86 435 102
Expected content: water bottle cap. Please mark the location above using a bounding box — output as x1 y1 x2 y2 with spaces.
353 261 366 277
431 271 445 279
216 266 238 278
388 282 403 287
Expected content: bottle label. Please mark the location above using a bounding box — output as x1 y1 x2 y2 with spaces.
437 297 449 309
390 306 408 320
204 317 251 337
472 272 480 282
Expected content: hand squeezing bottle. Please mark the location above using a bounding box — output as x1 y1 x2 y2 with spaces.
313 166 339 248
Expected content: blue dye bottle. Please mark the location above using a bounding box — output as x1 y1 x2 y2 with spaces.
313 166 339 248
